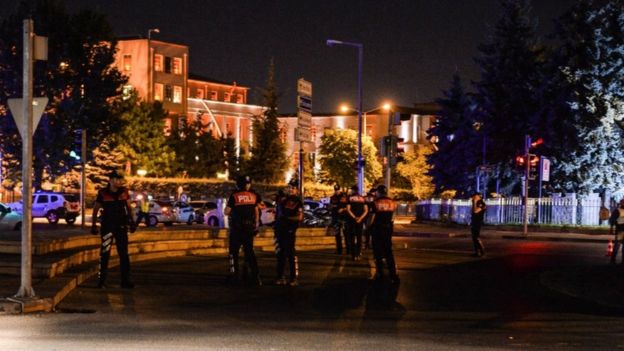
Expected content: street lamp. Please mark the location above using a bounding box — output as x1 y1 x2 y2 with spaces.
327 39 364 194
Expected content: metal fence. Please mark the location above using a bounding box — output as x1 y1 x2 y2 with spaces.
415 193 606 226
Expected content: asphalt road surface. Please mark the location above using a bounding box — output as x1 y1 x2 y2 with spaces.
1 236 623 351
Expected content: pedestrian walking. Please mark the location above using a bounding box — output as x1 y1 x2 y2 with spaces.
135 192 150 226
224 175 262 285
609 199 624 264
90 170 136 289
369 185 399 284
346 185 368 260
470 192 486 257
274 179 303 286
328 184 348 254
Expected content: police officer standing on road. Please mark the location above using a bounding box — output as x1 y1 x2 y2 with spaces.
90 170 136 289
274 179 304 286
135 192 150 227
363 187 377 250
346 185 368 260
470 193 486 257
329 184 348 254
224 175 262 285
609 199 624 264
369 185 399 284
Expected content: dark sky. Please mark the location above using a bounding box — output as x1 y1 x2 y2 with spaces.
0 0 573 113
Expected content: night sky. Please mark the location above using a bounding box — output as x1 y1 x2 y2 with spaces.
0 0 573 113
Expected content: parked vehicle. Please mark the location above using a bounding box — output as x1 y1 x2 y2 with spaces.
259 200 276 226
189 201 222 227
171 201 196 225
138 200 176 227
302 207 332 227
303 200 324 211
8 191 80 224
0 202 22 231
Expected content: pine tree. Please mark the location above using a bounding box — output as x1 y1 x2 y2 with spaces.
244 60 288 183
473 0 544 195
428 73 481 196
88 138 125 188
545 0 624 194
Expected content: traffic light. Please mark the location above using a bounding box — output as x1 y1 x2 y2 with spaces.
515 154 539 180
395 137 405 163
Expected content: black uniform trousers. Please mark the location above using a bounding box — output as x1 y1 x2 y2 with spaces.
471 220 485 255
346 219 364 258
99 224 131 284
371 224 397 277
229 220 259 277
136 211 150 226
331 216 347 254
274 221 298 280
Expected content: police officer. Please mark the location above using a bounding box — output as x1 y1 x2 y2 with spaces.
470 192 486 257
90 170 136 289
274 179 303 286
346 185 368 260
369 185 399 284
328 184 348 254
363 187 377 250
224 175 262 285
135 192 150 226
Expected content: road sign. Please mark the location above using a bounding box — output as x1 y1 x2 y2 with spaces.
295 127 311 143
298 110 312 129
541 157 550 182
297 78 312 97
7 97 48 138
298 96 312 113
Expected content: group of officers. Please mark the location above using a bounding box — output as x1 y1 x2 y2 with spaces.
90 170 399 289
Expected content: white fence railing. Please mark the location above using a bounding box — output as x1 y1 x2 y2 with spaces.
414 194 605 226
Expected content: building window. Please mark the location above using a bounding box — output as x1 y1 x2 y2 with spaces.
164 57 171 73
154 83 164 101
172 57 182 75
224 92 231 102
164 85 173 102
196 89 205 99
210 91 218 100
154 54 163 72
280 128 286 143
173 85 182 103
122 85 133 100
123 54 131 71
311 125 317 141
236 94 244 103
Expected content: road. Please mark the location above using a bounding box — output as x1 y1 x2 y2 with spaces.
1 235 623 350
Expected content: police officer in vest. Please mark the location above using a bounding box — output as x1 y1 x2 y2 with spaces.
135 192 150 226
363 187 377 250
274 179 304 286
90 170 136 289
609 199 624 264
329 184 348 254
369 185 399 284
224 175 262 285
346 185 368 260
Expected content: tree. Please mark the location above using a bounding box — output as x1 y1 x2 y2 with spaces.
428 73 481 196
88 138 125 188
397 144 435 200
222 134 241 180
541 0 624 194
473 0 544 195
113 93 176 177
318 129 382 189
244 59 288 183
168 117 224 178
0 0 127 187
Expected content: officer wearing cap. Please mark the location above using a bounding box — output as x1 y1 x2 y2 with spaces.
328 184 348 254
224 175 262 285
369 185 399 284
90 170 136 289
346 185 368 260
274 179 304 286
363 187 377 250
470 192 486 257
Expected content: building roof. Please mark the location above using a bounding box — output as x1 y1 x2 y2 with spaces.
278 104 440 119
188 73 249 90
116 36 189 48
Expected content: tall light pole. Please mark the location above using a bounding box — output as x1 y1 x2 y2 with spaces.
327 39 364 194
147 28 160 102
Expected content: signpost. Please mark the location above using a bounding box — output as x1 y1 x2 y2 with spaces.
296 78 312 198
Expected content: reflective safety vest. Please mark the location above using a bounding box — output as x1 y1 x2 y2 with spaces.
617 209 624 225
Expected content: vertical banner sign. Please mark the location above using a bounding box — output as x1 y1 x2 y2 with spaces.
541 157 550 182
296 78 312 198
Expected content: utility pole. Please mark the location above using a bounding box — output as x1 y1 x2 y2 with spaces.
80 129 87 230
523 135 530 236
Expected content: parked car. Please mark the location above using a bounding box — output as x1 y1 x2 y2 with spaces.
135 200 176 227
8 191 80 224
171 201 197 225
303 200 324 211
259 200 276 226
189 201 222 227
0 202 22 231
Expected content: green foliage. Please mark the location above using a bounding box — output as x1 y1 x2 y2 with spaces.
168 116 224 178
292 151 316 184
113 93 176 177
318 129 382 189
244 59 289 182
88 138 125 188
397 144 435 200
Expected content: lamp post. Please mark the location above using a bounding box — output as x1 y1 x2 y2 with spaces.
147 28 160 102
327 39 364 194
